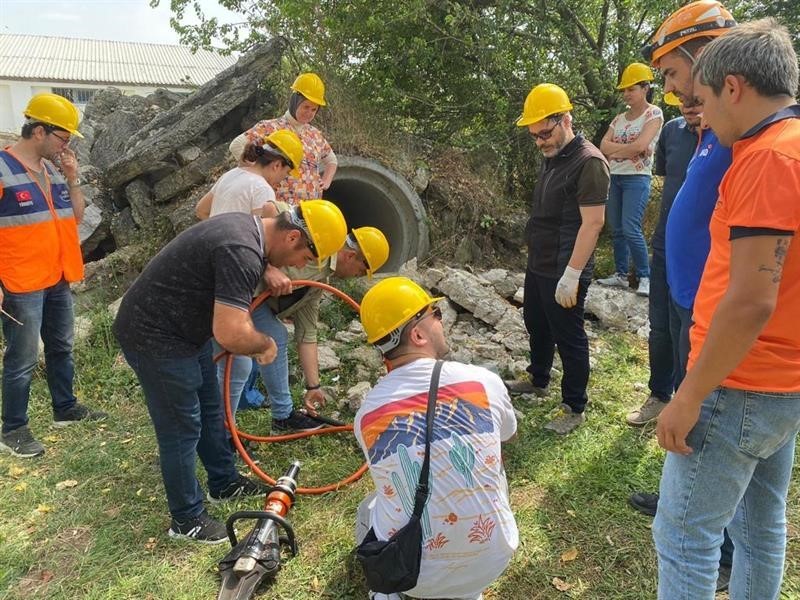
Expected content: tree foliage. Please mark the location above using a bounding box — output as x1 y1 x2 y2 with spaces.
153 0 799 201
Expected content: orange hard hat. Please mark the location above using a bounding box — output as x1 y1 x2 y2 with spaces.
642 1 736 66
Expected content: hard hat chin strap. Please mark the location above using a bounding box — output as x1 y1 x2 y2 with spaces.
677 45 697 64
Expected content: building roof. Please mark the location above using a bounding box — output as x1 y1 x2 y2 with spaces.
0 34 237 87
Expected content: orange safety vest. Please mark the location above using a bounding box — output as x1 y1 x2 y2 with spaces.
0 149 84 293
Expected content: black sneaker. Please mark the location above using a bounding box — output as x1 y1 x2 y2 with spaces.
168 509 228 544
628 491 659 517
53 402 108 427
207 474 267 504
0 425 45 458
272 409 324 434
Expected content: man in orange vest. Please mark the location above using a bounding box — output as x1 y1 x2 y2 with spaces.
0 93 106 459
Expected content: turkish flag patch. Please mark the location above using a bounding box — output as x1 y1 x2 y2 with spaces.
15 190 32 203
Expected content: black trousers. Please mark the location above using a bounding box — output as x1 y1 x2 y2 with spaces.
522 271 590 413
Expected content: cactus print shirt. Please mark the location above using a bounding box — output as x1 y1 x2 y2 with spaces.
354 358 518 598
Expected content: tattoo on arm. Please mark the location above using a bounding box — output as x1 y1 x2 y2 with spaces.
758 238 790 284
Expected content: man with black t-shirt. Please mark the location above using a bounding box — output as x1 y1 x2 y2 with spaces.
114 202 347 544
507 83 609 435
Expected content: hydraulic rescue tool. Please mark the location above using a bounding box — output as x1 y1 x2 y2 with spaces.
217 461 301 600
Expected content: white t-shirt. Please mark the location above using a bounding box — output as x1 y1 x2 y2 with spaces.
608 105 663 176
208 167 276 217
354 358 518 599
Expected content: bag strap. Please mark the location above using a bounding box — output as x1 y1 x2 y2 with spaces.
411 359 442 517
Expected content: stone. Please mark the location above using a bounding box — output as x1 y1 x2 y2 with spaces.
110 207 138 248
153 143 229 203
108 297 123 319
347 381 373 411
124 178 156 228
584 285 649 338
176 146 202 166
345 346 384 371
78 203 105 246
317 344 341 371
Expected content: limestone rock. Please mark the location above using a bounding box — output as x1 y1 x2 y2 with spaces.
347 381 373 411
318 344 342 371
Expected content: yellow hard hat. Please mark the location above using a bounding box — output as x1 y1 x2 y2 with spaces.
643 1 736 66
617 63 654 89
664 91 682 106
516 83 573 127
296 199 347 264
351 226 390 278
24 93 84 138
265 129 304 178
360 277 444 351
290 72 327 107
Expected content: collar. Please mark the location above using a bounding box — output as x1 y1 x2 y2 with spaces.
739 104 800 140
282 110 303 128
549 133 584 161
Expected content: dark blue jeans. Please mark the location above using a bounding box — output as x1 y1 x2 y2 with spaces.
648 250 674 401
607 174 652 278
523 271 590 413
668 299 693 388
1 279 78 434
122 341 238 521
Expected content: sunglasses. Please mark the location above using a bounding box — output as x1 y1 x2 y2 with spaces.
529 115 563 141
304 234 318 259
411 306 443 327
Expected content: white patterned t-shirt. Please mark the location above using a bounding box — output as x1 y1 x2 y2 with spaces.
354 358 518 599
608 105 664 175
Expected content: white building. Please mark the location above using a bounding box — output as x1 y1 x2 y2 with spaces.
0 34 237 133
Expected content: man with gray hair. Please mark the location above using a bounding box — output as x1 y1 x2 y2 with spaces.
655 18 800 600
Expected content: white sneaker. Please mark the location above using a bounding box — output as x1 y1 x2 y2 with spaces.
597 273 628 288
636 277 650 297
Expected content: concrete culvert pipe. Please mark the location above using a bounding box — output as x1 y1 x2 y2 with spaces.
323 156 429 272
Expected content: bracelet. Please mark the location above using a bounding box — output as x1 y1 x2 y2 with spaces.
305 384 321 391
67 178 82 188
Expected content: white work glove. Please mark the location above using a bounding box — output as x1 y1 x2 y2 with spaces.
555 266 582 308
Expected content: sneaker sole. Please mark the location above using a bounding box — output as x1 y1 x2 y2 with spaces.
167 528 228 545
0 440 45 458
52 415 108 428
625 415 657 427
628 497 657 517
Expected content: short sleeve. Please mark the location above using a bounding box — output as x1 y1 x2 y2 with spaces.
293 291 321 344
723 149 800 232
645 106 664 125
213 245 264 311
577 157 610 206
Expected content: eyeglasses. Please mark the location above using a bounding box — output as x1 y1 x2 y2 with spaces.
529 116 563 141
48 129 70 144
409 306 442 328
304 234 318 259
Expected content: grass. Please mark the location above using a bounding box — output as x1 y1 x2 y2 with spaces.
1 308 799 600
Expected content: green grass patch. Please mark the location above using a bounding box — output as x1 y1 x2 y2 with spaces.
1 314 799 599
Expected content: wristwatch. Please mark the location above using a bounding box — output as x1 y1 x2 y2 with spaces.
67 178 82 187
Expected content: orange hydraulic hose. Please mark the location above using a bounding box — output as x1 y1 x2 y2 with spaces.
218 279 369 495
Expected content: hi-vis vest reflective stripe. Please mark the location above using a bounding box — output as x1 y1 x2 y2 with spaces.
0 149 84 293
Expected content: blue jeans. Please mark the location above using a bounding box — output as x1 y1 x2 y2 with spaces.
654 387 800 599
214 303 294 421
607 174 651 278
1 279 77 434
648 250 673 400
212 342 254 418
252 303 293 420
121 341 238 521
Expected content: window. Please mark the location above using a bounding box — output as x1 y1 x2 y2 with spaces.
51 87 97 104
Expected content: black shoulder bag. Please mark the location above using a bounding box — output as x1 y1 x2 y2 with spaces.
355 359 443 594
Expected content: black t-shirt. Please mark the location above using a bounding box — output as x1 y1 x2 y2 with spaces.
113 213 266 357
526 135 609 279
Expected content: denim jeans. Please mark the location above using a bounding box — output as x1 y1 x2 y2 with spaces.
607 174 652 278
121 341 238 521
1 279 78 434
654 387 800 599
211 341 254 418
252 303 293 420
523 272 590 413
648 250 674 400
668 299 692 387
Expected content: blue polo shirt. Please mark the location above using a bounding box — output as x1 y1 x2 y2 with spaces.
665 127 732 309
652 117 698 252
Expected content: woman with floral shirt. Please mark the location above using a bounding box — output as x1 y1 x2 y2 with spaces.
230 73 337 205
598 62 664 297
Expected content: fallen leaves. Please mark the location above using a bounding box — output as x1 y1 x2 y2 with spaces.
55 479 78 491
551 577 574 592
14 481 28 492
560 547 579 562
36 504 53 514
9 465 25 478
144 537 157 550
